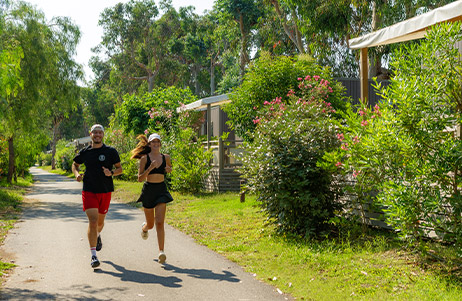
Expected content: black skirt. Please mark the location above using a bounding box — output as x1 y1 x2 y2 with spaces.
137 181 173 209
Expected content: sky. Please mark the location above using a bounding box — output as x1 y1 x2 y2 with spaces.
25 0 216 83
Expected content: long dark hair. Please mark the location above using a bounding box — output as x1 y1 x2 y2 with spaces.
131 135 151 159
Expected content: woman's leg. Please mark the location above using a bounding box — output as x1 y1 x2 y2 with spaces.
143 208 155 231
154 203 167 251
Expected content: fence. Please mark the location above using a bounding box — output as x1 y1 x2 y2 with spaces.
335 78 391 107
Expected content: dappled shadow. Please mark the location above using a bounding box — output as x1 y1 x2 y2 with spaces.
27 184 83 196
19 201 139 222
162 263 240 283
0 284 126 300
98 261 182 287
32 173 75 183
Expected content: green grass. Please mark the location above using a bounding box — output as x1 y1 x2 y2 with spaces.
110 181 462 300
0 175 32 278
38 169 462 300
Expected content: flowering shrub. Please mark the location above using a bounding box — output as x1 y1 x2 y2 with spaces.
238 75 342 237
160 128 213 193
223 52 346 141
104 129 137 154
116 86 197 135
322 22 462 253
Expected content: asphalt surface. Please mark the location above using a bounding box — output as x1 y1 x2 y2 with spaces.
0 167 291 300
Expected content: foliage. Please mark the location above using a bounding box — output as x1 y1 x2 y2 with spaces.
118 152 139 182
37 152 52 167
104 129 137 155
238 75 342 236
322 22 462 252
161 128 213 194
224 52 346 140
0 2 80 182
115 86 198 135
54 140 76 173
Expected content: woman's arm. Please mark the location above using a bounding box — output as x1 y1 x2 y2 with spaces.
165 154 172 173
137 155 159 181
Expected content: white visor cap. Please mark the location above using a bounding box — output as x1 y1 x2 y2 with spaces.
90 124 104 133
148 133 161 142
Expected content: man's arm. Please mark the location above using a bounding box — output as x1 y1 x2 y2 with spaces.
72 162 83 182
102 162 123 177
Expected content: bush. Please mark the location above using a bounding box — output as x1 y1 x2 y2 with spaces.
118 152 138 182
55 140 76 172
223 52 346 141
322 22 462 252
37 152 52 166
162 128 213 194
238 75 342 237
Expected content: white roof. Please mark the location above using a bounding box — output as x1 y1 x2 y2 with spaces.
349 0 462 49
73 136 91 144
176 94 230 112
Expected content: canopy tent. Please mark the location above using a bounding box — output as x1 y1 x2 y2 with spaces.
176 94 231 150
176 94 230 112
348 0 462 103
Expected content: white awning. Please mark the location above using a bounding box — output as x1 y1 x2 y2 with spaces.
349 0 462 49
176 94 230 112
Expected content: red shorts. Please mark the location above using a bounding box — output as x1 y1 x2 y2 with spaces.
82 191 112 214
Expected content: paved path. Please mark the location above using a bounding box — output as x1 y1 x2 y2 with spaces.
0 167 291 300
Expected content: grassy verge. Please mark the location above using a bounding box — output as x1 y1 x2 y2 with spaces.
0 175 33 276
111 179 462 300
40 165 74 178
39 167 461 300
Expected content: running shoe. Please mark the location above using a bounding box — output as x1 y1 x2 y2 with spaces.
141 222 149 240
158 251 166 264
91 255 100 268
96 235 102 251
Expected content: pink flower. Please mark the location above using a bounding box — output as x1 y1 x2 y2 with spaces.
298 77 302 81
144 129 149 135
353 170 360 178
335 161 342 167
361 120 368 127
253 117 261 124
337 133 344 141
305 75 311 80
353 136 360 144
253 106 257 110
359 110 366 116
164 100 169 104
341 144 348 151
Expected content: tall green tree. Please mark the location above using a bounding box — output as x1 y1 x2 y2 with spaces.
97 0 160 92
1 2 51 182
42 16 83 169
216 0 265 76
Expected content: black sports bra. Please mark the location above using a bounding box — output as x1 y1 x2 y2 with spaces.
145 154 166 175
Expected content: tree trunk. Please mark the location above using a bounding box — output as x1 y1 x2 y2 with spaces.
368 2 382 78
51 122 59 170
148 74 155 92
7 135 14 184
239 13 250 77
210 57 215 95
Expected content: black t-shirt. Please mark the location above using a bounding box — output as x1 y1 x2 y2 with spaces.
73 144 120 193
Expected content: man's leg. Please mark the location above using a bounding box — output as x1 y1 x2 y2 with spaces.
85 208 99 247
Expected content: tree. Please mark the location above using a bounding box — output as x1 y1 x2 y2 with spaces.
1 2 51 182
216 0 265 76
42 16 83 169
97 0 160 92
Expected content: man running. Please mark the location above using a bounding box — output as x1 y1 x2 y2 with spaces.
72 124 123 268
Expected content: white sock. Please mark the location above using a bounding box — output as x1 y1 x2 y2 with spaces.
91 247 97 257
